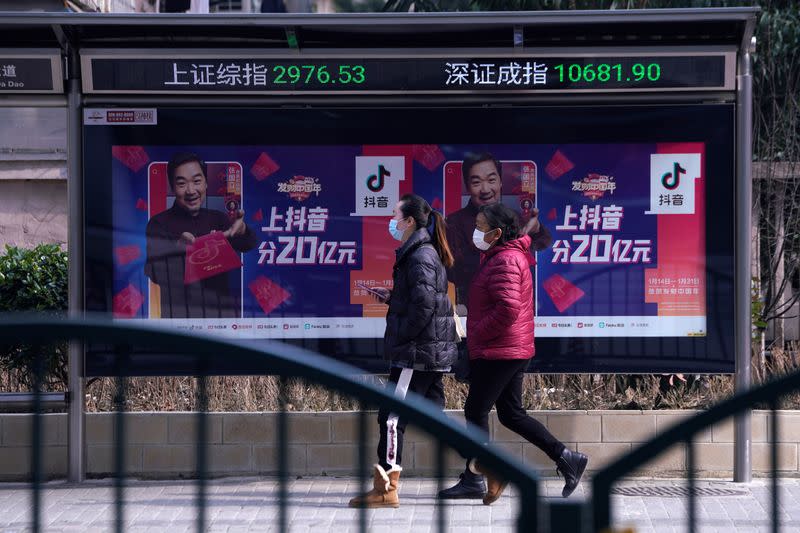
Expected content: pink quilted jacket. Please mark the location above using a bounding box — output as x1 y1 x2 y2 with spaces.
466 235 535 361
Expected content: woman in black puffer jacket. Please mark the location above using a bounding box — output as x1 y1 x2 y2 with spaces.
349 193 459 509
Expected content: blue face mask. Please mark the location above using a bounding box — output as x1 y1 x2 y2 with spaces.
389 219 405 241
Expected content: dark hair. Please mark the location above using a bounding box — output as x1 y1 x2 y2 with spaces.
399 193 454 268
462 152 502 187
480 203 521 246
167 152 207 190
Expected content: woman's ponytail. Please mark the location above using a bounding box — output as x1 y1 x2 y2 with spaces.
429 210 454 269
399 193 454 269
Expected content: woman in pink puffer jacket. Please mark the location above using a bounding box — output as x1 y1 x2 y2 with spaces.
439 203 588 505
466 229 535 361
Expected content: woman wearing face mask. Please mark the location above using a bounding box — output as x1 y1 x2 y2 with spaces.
439 202 588 504
349 193 459 509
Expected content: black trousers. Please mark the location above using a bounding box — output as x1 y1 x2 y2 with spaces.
377 367 445 471
464 358 565 463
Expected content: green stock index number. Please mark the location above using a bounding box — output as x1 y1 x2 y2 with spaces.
272 64 366 85
553 62 662 85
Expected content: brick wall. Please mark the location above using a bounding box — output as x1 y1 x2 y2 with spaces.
0 410 792 480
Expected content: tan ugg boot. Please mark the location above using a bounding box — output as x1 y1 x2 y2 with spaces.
348 464 401 508
469 458 508 505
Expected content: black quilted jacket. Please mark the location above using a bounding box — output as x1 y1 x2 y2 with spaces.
383 229 458 371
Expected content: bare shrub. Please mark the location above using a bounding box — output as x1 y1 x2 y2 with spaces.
6 346 799 413
79 370 739 412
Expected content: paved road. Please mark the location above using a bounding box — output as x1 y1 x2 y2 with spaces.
1 476 798 532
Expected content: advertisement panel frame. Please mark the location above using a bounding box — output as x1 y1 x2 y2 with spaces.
83 103 736 376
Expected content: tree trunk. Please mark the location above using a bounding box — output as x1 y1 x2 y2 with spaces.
774 182 786 348
752 178 765 378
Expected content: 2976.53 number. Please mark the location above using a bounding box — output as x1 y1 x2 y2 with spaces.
272 65 366 85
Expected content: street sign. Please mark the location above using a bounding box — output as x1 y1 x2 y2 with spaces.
0 50 62 93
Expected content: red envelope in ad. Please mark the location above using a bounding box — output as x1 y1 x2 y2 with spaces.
542 274 585 313
412 144 446 171
184 232 242 285
114 244 141 266
248 275 291 315
252 208 264 222
112 146 150 173
431 197 442 210
135 198 148 211
547 207 557 221
545 150 575 180
113 284 144 318
251 152 280 181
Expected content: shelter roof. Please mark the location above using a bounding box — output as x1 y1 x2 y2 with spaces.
0 8 758 51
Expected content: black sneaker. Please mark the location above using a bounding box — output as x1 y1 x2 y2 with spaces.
556 448 588 498
437 470 486 499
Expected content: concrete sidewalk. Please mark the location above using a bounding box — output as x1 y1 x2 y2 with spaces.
1 476 799 532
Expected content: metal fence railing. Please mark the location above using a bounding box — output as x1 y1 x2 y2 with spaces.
592 368 800 533
0 315 544 532
13 314 789 532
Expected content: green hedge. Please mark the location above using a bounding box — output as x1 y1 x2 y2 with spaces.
0 244 68 389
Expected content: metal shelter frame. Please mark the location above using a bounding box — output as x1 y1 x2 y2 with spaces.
0 8 757 484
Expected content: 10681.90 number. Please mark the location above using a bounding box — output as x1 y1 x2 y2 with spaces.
553 63 662 84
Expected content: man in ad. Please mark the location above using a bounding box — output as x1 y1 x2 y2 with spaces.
145 152 257 318
446 152 552 309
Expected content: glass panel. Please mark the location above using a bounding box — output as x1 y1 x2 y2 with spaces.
0 107 66 160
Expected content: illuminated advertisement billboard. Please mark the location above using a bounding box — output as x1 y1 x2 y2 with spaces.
84 105 734 374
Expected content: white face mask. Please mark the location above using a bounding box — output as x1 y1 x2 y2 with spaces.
472 228 492 251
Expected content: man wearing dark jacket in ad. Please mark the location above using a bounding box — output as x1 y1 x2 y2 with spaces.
144 152 257 319
445 152 552 310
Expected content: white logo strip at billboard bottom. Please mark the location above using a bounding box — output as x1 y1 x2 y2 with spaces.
114 316 705 339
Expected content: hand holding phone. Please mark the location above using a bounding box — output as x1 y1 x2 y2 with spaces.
356 281 390 303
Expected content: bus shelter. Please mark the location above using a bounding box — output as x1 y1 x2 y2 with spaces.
0 8 757 482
